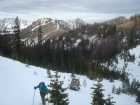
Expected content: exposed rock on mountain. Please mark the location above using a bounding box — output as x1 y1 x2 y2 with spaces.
20 18 86 43
20 18 66 43
0 17 86 43
103 16 127 25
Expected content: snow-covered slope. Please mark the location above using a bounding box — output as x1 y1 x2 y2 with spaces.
0 46 140 105
108 45 140 82
0 18 32 34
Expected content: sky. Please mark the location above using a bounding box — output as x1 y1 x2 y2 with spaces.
0 0 140 23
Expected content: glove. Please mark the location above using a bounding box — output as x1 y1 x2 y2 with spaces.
34 87 36 90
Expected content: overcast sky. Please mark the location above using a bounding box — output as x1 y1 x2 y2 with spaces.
0 0 140 23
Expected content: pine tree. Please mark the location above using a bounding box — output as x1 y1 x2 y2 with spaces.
91 79 105 105
112 85 116 94
48 71 69 105
116 86 121 95
105 94 116 105
70 72 76 78
121 78 130 94
109 76 114 82
136 91 140 104
12 16 21 58
60 53 65 72
120 30 124 38
69 72 80 90
38 20 43 45
0 35 11 56
103 31 106 38
47 69 52 78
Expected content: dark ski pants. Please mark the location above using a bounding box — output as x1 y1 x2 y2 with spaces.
40 91 47 102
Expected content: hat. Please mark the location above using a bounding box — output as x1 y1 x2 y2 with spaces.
39 82 45 85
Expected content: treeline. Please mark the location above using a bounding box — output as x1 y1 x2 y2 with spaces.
0 16 140 81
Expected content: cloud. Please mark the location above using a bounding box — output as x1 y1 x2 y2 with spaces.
0 0 140 23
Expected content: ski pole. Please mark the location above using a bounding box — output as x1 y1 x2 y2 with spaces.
32 89 35 105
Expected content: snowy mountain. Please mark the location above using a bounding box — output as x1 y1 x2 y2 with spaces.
66 18 86 29
0 18 32 35
0 45 140 105
20 18 86 43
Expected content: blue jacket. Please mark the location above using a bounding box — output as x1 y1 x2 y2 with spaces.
35 84 48 93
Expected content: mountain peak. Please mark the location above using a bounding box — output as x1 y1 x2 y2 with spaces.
0 18 32 34
66 18 86 29
19 17 86 43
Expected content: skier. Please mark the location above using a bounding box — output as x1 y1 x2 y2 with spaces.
34 82 48 105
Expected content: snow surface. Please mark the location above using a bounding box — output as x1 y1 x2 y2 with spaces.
74 39 81 47
0 46 140 105
110 45 140 82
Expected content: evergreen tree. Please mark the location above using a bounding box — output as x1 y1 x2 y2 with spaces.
48 71 69 105
120 30 124 38
116 86 121 95
109 76 114 82
35 21 44 60
60 53 65 71
47 69 52 78
103 31 106 38
122 77 130 94
98 30 101 38
112 25 116 33
112 85 116 94
38 21 43 45
12 16 21 58
70 72 76 78
0 35 11 56
91 79 105 105
105 94 116 105
69 72 80 90
136 91 140 104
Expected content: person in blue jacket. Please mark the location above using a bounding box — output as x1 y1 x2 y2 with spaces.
34 82 48 105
